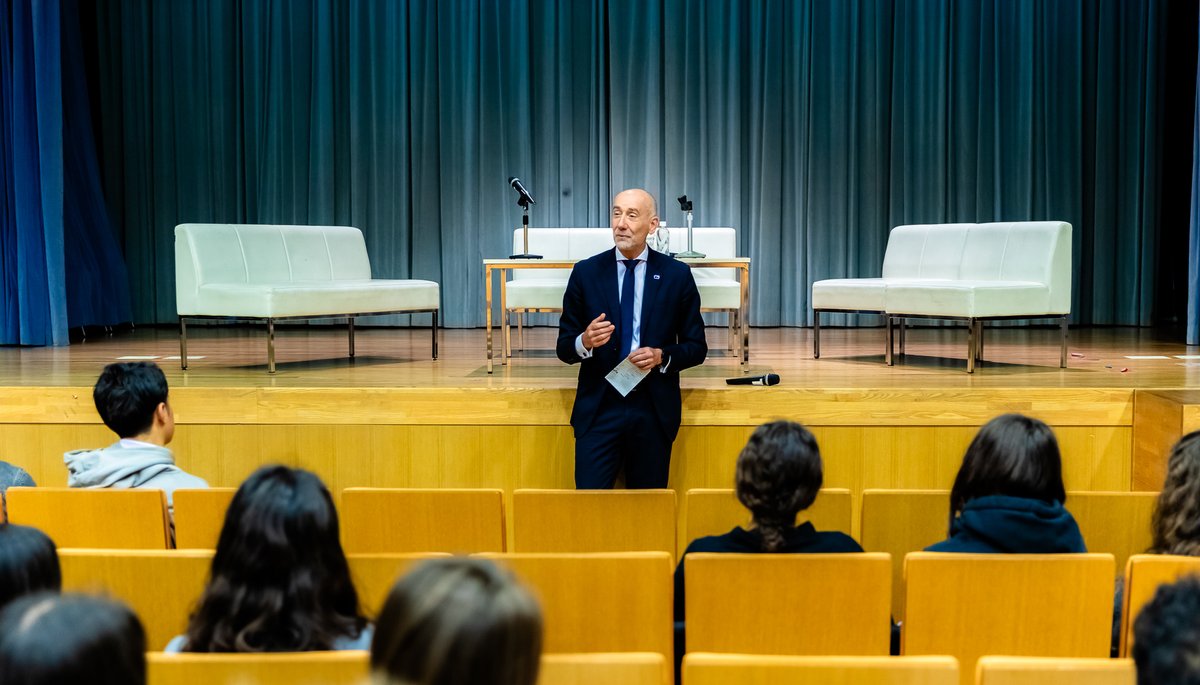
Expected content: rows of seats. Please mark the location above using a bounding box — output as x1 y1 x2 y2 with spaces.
147 651 667 685
143 652 1135 685
57 546 1194 683
7 487 1157 568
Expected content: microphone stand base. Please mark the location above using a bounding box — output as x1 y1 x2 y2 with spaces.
676 250 706 258
509 254 543 259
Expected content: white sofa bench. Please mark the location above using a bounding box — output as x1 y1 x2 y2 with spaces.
811 221 1072 372
504 226 742 353
175 224 440 373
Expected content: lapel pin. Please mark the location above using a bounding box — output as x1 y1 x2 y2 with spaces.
653 274 661 280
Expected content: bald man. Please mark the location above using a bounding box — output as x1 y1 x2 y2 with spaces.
556 189 707 488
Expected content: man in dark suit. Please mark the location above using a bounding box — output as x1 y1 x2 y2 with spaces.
556 188 707 489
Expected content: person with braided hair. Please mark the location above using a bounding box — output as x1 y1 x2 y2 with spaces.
672 421 862 670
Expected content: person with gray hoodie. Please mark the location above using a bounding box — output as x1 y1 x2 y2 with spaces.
64 362 207 518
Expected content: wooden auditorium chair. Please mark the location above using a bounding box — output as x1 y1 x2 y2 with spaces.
1067 491 1157 579
172 487 236 549
1118 554 1200 656
860 489 949 619
681 654 959 685
860 489 1152 621
6 487 170 549
340 487 506 554
347 552 452 616
478 552 673 675
975 656 1135 685
538 653 665 685
147 650 368 685
684 553 892 656
59 549 213 650
511 489 676 558
903 552 1115 685
682 488 852 553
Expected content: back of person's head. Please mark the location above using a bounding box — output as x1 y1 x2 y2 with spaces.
184 465 365 652
92 362 169 438
370 557 542 685
735 420 823 553
1133 574 1200 685
0 592 145 685
1151 431 1200 556
0 524 60 612
949 413 1066 517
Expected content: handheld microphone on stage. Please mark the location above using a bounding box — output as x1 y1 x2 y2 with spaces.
509 177 536 206
726 373 780 386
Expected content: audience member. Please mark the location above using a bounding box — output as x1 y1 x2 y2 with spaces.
673 420 864 669
167 465 369 652
0 461 34 519
370 557 542 685
926 413 1085 553
1113 430 1200 654
1133 574 1200 685
0 524 60 612
64 362 206 516
0 593 146 685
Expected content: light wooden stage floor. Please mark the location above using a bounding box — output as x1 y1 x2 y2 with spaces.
2 324 1196 534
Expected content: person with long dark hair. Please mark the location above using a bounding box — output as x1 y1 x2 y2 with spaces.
165 465 369 652
926 413 1085 553
0 524 60 612
0 593 146 685
370 558 542 685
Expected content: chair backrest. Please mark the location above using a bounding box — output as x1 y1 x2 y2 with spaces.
59 549 213 650
860 489 949 619
662 227 737 280
682 653 959 685
881 222 1072 312
512 489 676 558
975 656 1135 685
347 552 453 617
904 552 1115 685
1067 491 1157 577
1119 554 1200 656
683 488 852 553
509 227 737 282
478 552 673 667
146 650 369 685
173 488 236 549
538 653 665 685
340 488 506 554
176 224 372 313
685 553 892 656
7 487 170 549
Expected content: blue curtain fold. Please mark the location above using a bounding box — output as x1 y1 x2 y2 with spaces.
1189 10 1200 346
91 0 1172 329
1 0 130 345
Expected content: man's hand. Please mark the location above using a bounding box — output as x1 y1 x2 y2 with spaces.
582 313 615 350
628 346 663 370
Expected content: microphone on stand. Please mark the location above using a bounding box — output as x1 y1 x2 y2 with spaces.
725 373 781 386
509 177 536 206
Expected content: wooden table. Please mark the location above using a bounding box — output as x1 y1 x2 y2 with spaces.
484 257 751 373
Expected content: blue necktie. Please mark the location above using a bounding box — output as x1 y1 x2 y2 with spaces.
620 259 638 357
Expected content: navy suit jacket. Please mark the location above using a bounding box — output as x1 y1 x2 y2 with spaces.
556 248 707 438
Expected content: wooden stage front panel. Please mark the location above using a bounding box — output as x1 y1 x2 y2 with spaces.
0 324 1190 534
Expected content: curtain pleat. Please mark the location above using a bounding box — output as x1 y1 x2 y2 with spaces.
90 0 1172 329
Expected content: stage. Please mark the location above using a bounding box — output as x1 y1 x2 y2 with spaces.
2 324 1197 534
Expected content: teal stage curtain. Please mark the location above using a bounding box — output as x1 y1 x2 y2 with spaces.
91 0 1173 328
